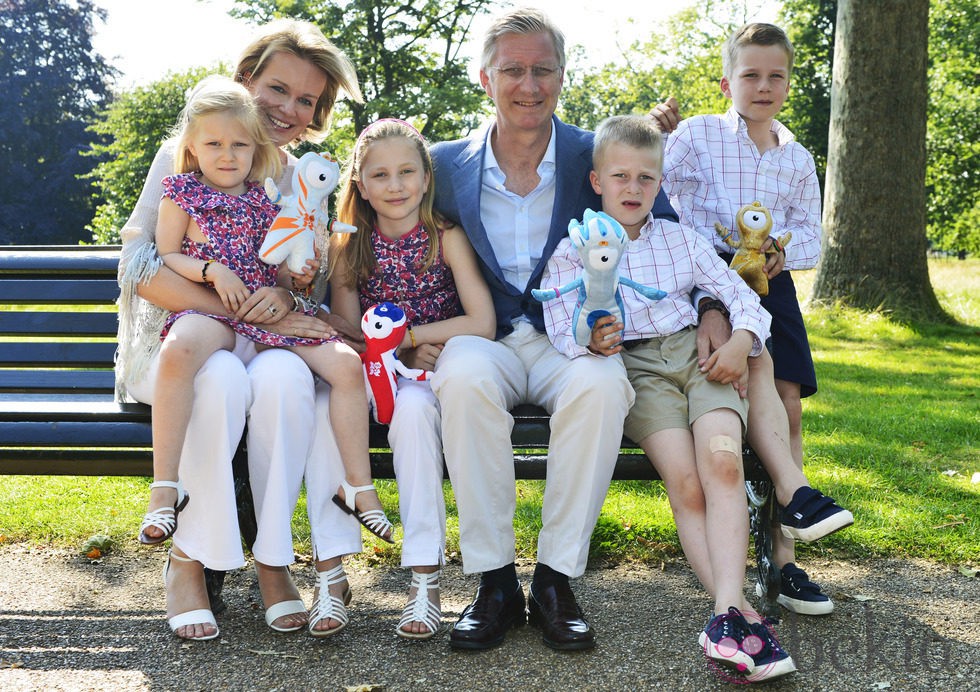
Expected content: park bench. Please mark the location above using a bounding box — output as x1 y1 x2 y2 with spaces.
0 245 780 614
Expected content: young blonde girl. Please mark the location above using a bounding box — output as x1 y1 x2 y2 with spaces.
330 119 495 639
140 76 393 559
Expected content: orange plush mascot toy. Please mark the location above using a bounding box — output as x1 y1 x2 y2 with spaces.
360 303 429 425
714 201 792 297
259 151 357 273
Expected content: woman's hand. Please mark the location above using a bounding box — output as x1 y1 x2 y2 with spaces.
263 310 338 340
236 286 292 324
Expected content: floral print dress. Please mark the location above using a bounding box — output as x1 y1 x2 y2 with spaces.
160 173 336 347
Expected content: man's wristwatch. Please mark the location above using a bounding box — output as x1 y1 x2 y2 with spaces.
697 298 730 322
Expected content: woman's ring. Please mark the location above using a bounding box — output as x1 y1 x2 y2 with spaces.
268 305 278 315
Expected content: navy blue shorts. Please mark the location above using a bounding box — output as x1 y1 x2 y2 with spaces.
760 270 817 398
720 254 817 398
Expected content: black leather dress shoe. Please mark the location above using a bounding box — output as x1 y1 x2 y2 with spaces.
528 581 595 650
449 583 526 650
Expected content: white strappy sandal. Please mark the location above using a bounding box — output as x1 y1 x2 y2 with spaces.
331 480 395 543
139 480 189 545
397 569 442 640
308 563 353 638
162 551 218 641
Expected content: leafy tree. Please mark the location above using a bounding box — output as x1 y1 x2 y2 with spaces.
87 67 216 244
560 2 773 129
778 0 835 187
925 0 980 255
229 0 495 152
813 0 943 319
0 0 114 244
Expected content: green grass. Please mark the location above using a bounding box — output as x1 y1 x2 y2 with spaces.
1 260 977 566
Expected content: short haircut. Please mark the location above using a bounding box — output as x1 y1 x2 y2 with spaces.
722 23 794 79
234 19 363 144
593 115 664 174
480 7 566 72
172 75 281 183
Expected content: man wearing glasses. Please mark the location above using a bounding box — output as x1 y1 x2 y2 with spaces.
430 7 677 651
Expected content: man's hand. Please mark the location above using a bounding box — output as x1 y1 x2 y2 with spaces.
649 96 681 134
588 314 623 356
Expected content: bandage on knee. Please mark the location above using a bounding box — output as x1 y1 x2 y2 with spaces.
709 434 740 456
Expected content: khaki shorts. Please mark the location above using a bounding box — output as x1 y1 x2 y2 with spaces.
621 326 748 444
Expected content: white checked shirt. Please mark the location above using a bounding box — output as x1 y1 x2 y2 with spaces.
663 107 822 270
540 214 771 360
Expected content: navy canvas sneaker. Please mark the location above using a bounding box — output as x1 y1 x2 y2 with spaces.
744 618 798 683
698 607 755 675
780 486 854 542
757 562 835 615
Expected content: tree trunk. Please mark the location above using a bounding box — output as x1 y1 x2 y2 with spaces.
812 0 944 320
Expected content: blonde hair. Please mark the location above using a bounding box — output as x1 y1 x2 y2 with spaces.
333 119 442 287
722 23 795 79
172 75 281 183
481 7 566 72
235 19 363 144
593 115 663 175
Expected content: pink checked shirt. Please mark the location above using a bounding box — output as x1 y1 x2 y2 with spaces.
663 107 822 270
540 214 771 360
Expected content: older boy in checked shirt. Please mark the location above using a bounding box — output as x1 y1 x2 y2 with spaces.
663 23 851 616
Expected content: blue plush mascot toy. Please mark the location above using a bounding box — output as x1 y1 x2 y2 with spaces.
531 209 666 347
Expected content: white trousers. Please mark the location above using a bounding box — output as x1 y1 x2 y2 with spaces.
429 323 634 577
388 379 446 567
127 342 361 570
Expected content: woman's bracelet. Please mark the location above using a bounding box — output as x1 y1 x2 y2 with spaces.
289 290 317 313
202 260 213 284
408 326 417 349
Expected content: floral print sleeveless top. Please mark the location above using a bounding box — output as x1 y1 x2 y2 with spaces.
359 222 461 326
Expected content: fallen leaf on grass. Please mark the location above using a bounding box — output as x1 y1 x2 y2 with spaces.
82 534 113 558
941 469 958 477
957 565 979 578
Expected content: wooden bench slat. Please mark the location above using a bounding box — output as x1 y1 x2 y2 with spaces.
0 311 119 337
0 369 116 394
0 279 121 304
0 342 118 368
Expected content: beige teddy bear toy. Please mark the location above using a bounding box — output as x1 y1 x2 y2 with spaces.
714 201 792 297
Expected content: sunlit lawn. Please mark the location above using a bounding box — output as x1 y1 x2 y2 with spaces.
1 260 977 567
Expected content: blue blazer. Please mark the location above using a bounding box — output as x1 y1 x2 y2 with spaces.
432 115 677 339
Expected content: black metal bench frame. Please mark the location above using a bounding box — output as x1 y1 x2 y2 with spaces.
0 245 780 615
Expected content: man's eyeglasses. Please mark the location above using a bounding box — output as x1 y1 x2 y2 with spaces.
492 64 562 82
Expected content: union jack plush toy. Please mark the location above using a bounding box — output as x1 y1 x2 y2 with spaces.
360 303 429 424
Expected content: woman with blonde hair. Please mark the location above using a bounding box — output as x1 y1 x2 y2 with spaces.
117 19 371 640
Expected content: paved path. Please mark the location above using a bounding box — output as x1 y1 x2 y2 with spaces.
0 546 976 691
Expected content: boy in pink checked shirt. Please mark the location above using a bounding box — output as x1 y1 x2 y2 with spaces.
539 115 795 683
662 23 847 616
